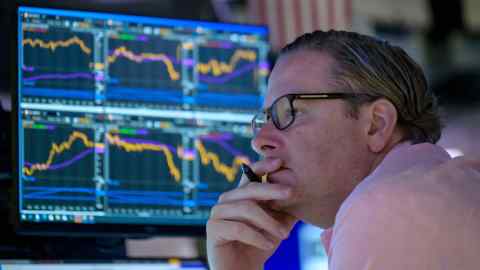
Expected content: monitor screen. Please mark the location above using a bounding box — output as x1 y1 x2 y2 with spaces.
14 5 269 236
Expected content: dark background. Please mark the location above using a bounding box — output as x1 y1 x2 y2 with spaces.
0 0 220 260
1 0 480 266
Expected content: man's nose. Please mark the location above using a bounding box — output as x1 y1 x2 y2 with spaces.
251 123 280 156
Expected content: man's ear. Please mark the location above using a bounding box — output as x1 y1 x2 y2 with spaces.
363 98 398 153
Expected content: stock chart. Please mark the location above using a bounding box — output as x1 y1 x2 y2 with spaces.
195 131 257 209
106 35 184 104
22 124 97 209
107 128 184 210
18 6 268 226
194 44 267 110
22 28 96 99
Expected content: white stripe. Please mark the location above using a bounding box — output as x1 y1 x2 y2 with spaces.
334 0 347 30
21 103 254 122
266 0 279 49
106 108 254 122
282 0 296 45
301 0 314 34
317 0 329 30
247 0 260 24
21 103 105 113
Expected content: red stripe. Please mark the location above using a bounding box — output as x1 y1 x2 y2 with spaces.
275 0 286 49
292 1 303 37
310 0 319 30
258 0 267 25
345 0 352 28
328 0 335 29
248 0 257 23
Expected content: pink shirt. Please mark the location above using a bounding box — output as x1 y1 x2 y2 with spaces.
322 142 480 269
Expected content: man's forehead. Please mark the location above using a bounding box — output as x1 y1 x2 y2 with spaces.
263 51 337 108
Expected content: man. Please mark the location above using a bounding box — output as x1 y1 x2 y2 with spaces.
206 30 480 269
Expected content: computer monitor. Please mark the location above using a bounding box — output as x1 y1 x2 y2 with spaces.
13 4 269 236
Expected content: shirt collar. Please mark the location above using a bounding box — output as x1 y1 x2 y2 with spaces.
363 141 451 184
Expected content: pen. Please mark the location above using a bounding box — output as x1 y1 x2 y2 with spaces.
241 163 262 183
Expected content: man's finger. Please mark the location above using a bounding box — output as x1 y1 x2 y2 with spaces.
210 200 290 239
207 219 276 250
219 183 291 203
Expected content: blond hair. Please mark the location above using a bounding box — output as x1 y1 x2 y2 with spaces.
280 30 442 144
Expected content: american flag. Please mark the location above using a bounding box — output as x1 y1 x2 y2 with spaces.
249 0 353 51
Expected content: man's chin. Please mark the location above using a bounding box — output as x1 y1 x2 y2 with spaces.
263 201 300 222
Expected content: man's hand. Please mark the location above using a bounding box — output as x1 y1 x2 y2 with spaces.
206 158 298 270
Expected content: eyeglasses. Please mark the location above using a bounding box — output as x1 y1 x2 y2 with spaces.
251 92 374 134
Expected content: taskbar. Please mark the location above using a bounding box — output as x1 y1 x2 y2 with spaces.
20 209 209 225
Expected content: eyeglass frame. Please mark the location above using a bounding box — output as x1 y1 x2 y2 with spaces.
251 92 377 133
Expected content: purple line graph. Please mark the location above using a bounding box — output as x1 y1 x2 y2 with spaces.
199 133 250 157
199 63 257 84
22 65 35 72
24 148 94 172
23 72 95 82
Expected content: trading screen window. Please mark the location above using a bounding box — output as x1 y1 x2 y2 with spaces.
18 7 269 225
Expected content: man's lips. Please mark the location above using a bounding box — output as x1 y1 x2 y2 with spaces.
266 167 293 185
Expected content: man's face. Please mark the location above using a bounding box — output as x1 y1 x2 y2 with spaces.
252 50 374 228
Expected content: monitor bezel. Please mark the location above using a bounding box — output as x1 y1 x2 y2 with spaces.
11 1 268 237
0 258 210 269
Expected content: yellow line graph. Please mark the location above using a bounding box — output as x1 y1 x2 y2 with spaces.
23 131 102 176
107 134 250 183
106 133 181 182
22 36 92 54
107 46 180 81
195 139 250 182
24 130 251 184
196 49 257 77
